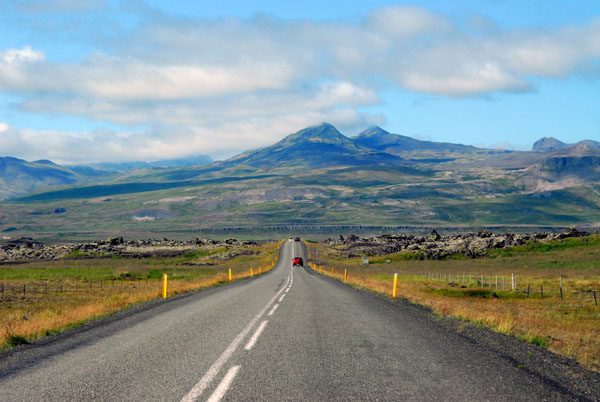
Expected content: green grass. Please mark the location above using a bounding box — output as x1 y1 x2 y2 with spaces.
518 334 549 348
489 236 600 257
64 249 96 258
5 334 29 347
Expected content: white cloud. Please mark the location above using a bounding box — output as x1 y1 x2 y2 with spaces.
1 46 45 64
366 5 451 38
0 105 384 164
1 6 600 162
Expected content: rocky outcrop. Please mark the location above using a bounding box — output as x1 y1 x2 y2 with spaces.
543 155 600 173
324 228 589 260
0 237 257 263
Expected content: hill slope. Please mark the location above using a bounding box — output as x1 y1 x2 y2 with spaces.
1 124 599 239
0 157 81 200
354 126 477 155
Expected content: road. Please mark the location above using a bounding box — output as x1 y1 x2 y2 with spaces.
0 240 597 401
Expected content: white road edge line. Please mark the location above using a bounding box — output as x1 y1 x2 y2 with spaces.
268 304 279 316
279 294 286 302
206 365 241 402
180 270 291 402
244 320 269 350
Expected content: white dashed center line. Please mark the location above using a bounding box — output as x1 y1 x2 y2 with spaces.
268 303 279 316
180 270 291 402
279 294 286 303
244 320 269 351
206 365 240 402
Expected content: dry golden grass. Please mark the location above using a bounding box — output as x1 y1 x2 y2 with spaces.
0 241 281 347
307 237 600 372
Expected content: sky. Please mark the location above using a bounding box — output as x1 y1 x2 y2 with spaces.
0 0 599 164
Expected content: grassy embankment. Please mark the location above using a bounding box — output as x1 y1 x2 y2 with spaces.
0 240 283 348
306 236 600 371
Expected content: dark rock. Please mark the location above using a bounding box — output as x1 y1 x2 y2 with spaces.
428 229 441 241
108 237 124 246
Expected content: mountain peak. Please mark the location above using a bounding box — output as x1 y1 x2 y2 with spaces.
357 126 391 137
532 137 566 153
33 159 58 166
292 122 343 139
278 122 355 148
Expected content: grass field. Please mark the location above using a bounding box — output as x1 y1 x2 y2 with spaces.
0 241 282 348
306 235 600 371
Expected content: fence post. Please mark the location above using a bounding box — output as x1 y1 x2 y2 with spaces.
594 290 598 307
512 274 515 290
560 276 563 300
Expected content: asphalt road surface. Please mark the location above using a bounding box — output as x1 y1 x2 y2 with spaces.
0 240 598 401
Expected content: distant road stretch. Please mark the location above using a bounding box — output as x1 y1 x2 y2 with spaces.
0 240 593 401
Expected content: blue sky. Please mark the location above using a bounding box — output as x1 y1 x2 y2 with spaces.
0 0 598 163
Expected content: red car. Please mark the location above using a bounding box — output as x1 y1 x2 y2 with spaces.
293 257 303 266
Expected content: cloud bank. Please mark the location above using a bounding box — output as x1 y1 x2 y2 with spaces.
1 5 599 163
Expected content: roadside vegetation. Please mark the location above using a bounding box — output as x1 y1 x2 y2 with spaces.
0 241 281 348
307 235 600 371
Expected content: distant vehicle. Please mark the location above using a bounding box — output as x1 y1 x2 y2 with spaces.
294 237 300 241
293 257 303 266
289 237 293 241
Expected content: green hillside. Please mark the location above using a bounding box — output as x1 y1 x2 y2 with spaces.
1 123 599 240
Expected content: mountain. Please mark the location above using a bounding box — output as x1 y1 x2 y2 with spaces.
0 154 213 199
227 123 408 168
149 155 212 168
0 157 80 200
353 126 477 155
533 137 566 152
532 137 599 154
1 123 599 238
82 155 213 172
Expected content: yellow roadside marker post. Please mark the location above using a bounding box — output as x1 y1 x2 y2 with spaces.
344 269 347 281
331 268 334 275
162 274 168 299
259 266 262 274
392 273 398 298
229 268 232 282
251 267 253 277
